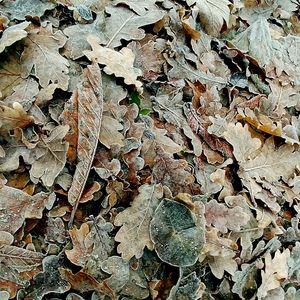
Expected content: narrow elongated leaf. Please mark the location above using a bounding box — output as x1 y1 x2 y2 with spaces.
68 63 103 225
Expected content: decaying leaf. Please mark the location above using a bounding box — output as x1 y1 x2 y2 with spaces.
114 184 163 260
84 35 143 92
150 199 205 267
67 63 103 224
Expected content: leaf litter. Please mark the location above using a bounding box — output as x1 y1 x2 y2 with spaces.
0 0 300 299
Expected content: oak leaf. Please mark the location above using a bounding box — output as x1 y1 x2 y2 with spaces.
66 223 93 267
98 5 165 48
205 199 250 233
21 24 69 90
30 125 69 187
114 184 163 260
84 35 143 92
257 249 290 299
0 185 55 234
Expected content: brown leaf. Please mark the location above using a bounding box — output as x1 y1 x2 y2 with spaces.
0 244 44 272
0 102 34 132
0 185 55 234
152 148 198 195
66 223 93 267
67 63 103 224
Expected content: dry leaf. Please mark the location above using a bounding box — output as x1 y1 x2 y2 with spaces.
0 185 55 234
257 249 290 299
67 63 103 225
187 0 230 36
21 23 69 90
0 21 30 53
114 184 163 260
84 35 143 92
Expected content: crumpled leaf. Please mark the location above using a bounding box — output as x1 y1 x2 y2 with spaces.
30 125 69 187
0 21 30 53
205 199 250 233
152 148 198 195
0 0 55 20
114 184 163 260
67 63 103 223
257 249 290 299
0 185 55 234
21 23 69 90
97 5 165 48
187 0 230 36
84 35 143 92
113 0 159 16
150 198 205 267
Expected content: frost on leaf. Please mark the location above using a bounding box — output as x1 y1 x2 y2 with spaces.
0 185 55 234
84 35 143 93
97 5 165 48
257 249 290 299
187 0 230 36
67 63 103 211
205 199 250 233
0 21 29 53
114 183 163 261
20 24 69 90
30 125 69 187
150 199 205 267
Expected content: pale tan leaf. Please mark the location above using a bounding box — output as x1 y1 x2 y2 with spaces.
205 199 250 233
99 115 125 149
84 35 143 92
0 21 30 53
224 123 261 163
97 5 165 48
21 24 69 90
67 63 103 224
66 223 93 267
114 184 163 261
257 249 290 299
